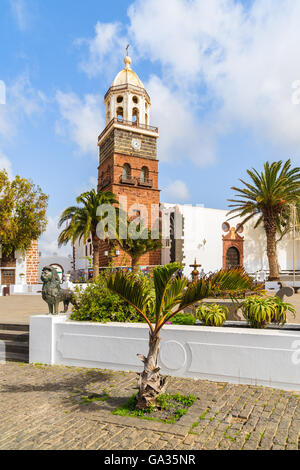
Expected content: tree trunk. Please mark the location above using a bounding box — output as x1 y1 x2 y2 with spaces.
92 241 100 279
131 256 139 269
136 331 167 410
265 226 280 281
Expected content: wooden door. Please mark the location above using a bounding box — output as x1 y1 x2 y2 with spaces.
226 247 240 269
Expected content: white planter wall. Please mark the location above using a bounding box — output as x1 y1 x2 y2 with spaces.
30 316 300 391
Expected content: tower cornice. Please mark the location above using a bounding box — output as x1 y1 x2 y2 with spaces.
98 118 159 147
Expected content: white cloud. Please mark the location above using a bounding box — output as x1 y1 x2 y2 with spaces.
147 75 216 166
128 0 300 155
10 0 29 31
0 75 44 179
76 176 98 195
39 215 71 258
0 75 46 140
0 151 13 179
76 21 128 79
162 180 190 203
56 91 103 157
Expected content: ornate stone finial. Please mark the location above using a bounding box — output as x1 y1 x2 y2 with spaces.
124 44 132 70
190 258 202 282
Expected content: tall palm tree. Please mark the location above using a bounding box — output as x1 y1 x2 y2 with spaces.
228 160 300 280
58 189 118 278
107 263 259 409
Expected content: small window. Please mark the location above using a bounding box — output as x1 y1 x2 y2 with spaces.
123 164 131 180
132 107 139 125
116 107 123 121
117 96 123 103
132 96 139 104
141 166 149 183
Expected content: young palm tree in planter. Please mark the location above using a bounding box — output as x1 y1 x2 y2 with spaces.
107 262 259 410
228 160 300 281
58 189 118 278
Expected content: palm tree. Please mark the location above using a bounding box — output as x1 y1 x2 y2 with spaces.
116 219 162 268
107 263 259 409
228 160 300 281
58 189 118 278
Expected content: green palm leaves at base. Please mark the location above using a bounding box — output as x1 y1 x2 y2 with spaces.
106 263 261 334
107 263 261 410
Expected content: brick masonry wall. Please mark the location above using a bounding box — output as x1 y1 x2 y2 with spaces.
100 128 157 164
97 127 161 268
26 240 39 284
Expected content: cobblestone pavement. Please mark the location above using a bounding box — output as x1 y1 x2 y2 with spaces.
0 362 300 450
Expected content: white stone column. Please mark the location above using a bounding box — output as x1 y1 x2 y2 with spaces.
29 315 68 365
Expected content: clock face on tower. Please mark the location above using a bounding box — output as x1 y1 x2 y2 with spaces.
131 138 141 151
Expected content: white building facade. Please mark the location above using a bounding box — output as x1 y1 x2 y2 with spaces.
161 203 300 278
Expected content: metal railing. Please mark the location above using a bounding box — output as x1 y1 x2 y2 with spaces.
138 178 153 188
119 175 136 185
98 118 158 142
98 176 112 190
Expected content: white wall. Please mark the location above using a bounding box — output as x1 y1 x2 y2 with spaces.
73 239 93 272
30 316 300 392
38 256 72 281
161 203 300 276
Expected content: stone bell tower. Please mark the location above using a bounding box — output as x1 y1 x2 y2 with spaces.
97 51 161 268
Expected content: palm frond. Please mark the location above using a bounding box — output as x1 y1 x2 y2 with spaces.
153 263 181 320
106 271 154 331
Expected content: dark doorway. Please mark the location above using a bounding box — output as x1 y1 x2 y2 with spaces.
226 247 240 269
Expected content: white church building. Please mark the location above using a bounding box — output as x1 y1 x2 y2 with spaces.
160 203 300 279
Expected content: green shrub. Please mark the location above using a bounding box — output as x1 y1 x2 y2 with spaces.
70 272 154 323
196 303 228 327
269 296 295 326
169 313 196 325
241 295 295 328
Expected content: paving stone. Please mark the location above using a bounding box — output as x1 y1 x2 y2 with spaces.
1 362 300 450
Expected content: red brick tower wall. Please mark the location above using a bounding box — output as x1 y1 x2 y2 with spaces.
26 240 39 284
97 126 161 268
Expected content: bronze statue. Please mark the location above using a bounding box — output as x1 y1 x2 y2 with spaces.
276 282 294 301
41 266 77 315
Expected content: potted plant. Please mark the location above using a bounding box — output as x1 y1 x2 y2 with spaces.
241 295 295 329
196 303 229 326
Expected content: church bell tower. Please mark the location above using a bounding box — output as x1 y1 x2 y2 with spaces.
97 51 161 268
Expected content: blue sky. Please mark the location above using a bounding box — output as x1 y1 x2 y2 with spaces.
1 0 300 255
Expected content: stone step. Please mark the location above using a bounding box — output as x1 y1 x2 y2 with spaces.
0 331 29 342
1 340 29 354
0 323 29 332
2 351 29 363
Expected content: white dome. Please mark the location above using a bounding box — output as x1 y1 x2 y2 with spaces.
111 56 145 90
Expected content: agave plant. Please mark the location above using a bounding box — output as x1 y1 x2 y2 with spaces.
270 297 296 326
240 295 295 328
196 304 229 327
107 263 260 410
